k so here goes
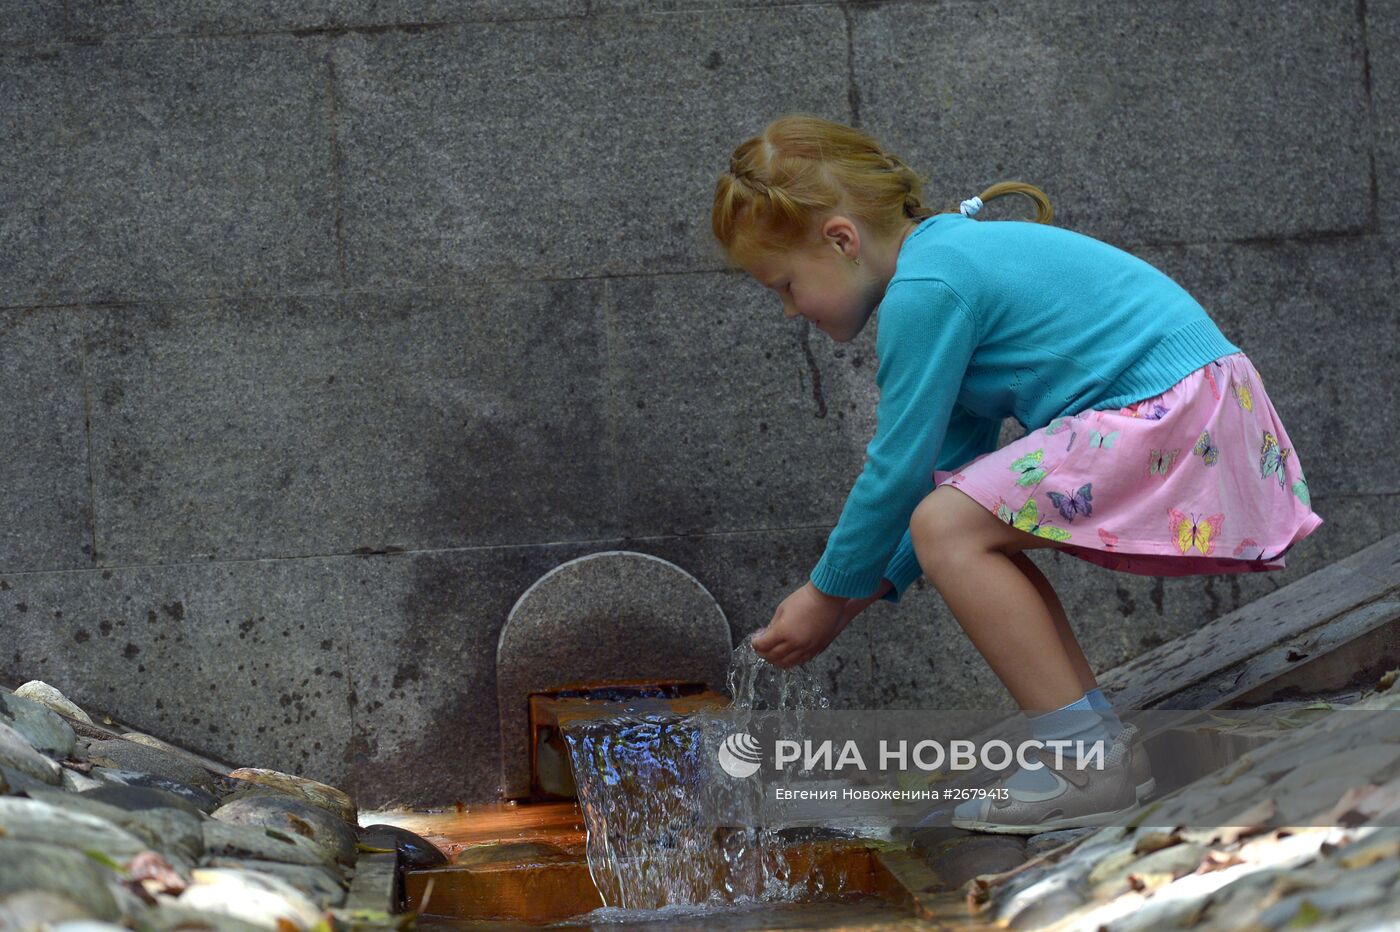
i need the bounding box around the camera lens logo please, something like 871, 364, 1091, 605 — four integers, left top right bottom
717, 732, 763, 778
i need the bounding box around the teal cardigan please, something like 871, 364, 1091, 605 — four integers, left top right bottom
809, 212, 1239, 604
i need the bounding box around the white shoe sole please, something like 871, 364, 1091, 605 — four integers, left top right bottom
952, 799, 1143, 835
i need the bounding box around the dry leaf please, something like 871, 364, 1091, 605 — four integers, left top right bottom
1195, 850, 1245, 874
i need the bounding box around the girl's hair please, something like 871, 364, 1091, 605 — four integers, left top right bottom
712, 114, 1052, 265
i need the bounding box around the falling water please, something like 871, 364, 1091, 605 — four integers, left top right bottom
563, 634, 839, 910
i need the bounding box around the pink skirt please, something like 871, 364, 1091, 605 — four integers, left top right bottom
937, 352, 1323, 575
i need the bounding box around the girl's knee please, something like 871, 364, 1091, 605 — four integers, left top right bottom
910, 488, 997, 571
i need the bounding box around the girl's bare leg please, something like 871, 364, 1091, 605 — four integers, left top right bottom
1009, 551, 1099, 694
910, 486, 1086, 712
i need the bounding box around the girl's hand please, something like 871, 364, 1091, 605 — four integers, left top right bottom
752, 580, 893, 669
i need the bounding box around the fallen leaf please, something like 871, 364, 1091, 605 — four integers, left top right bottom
1195, 850, 1245, 874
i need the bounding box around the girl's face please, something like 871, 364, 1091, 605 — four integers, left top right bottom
737, 217, 891, 343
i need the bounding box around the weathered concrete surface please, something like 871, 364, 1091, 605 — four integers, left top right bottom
2, 1, 1397, 805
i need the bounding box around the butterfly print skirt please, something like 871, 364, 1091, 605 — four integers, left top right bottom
935, 352, 1323, 576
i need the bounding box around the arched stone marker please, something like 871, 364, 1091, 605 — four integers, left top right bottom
496, 551, 732, 800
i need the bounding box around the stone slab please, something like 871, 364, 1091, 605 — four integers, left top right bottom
0, 1, 65, 43
331, 7, 848, 288
84, 283, 613, 564
67, 1, 583, 38
1368, 0, 1400, 233
607, 272, 878, 538
0, 45, 81, 303
1137, 235, 1400, 498
0, 308, 92, 572
854, 0, 1370, 247
57, 36, 338, 304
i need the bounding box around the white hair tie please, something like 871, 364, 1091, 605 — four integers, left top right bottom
959, 196, 984, 218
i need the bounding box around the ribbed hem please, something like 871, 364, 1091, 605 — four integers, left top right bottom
880, 546, 923, 604
810, 554, 887, 601
1095, 319, 1240, 410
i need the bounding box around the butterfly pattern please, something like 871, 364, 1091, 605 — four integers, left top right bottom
1192, 430, 1219, 466
942, 355, 1315, 574
1147, 448, 1180, 477
1169, 508, 1224, 556
1009, 449, 1047, 488
1047, 484, 1093, 522
1259, 431, 1291, 489
996, 497, 1072, 542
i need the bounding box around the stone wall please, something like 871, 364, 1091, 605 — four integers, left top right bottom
1, 0, 1396, 806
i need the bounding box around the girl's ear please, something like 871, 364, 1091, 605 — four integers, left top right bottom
821, 216, 860, 259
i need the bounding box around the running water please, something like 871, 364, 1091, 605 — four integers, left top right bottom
563, 634, 837, 910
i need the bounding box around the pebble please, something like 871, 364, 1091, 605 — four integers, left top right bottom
0, 690, 77, 757
212, 795, 358, 867
227, 768, 356, 824
0, 891, 95, 928
0, 721, 62, 785
0, 797, 151, 864
81, 783, 209, 821
201, 858, 348, 908
14, 681, 95, 725
202, 820, 342, 872
87, 766, 221, 813
0, 839, 124, 919
80, 738, 221, 794
26, 786, 203, 867
178, 867, 325, 931
359, 823, 448, 869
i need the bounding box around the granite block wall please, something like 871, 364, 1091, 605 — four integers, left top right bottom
1, 0, 1396, 806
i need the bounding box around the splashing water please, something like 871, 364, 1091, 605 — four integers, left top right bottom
564, 633, 839, 910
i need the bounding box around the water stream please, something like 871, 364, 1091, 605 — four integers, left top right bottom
563, 635, 842, 911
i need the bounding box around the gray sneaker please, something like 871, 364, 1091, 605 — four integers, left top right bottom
950, 739, 1140, 835
1116, 722, 1156, 802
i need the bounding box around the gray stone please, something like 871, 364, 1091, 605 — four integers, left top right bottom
607, 274, 877, 539
85, 285, 616, 563
1025, 827, 1098, 859
0, 891, 96, 929
0, 307, 90, 572
1370, 0, 1400, 233
140, 905, 270, 932
0, 690, 76, 756
0, 1, 65, 42
200, 858, 347, 909
856, 1, 1369, 247
68, 0, 584, 39
332, 9, 847, 287
80, 738, 221, 794
61, 37, 338, 304
0, 797, 152, 864
15, 681, 95, 725
226, 768, 356, 823
0, 841, 121, 920
28, 786, 204, 865
81, 783, 210, 821
177, 867, 325, 931
87, 767, 221, 814
212, 795, 357, 867
497, 551, 732, 798
0, 722, 61, 785
202, 821, 340, 871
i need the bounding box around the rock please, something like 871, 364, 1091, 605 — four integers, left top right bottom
61, 766, 104, 793
27, 787, 203, 867
0, 722, 61, 785
47, 922, 131, 932
141, 904, 271, 932
227, 768, 356, 824
359, 823, 447, 869
201, 858, 347, 908
123, 732, 233, 777
1255, 884, 1391, 928
14, 681, 95, 725
1025, 827, 1097, 859
1119, 842, 1207, 894
203, 821, 341, 872
3, 763, 57, 793
0, 691, 77, 757
80, 739, 221, 794
0, 797, 152, 864
179, 867, 325, 931
451, 840, 572, 867
88, 766, 220, 813
81, 783, 209, 820
0, 840, 123, 920
920, 834, 1028, 890
212, 796, 357, 867
0, 891, 96, 928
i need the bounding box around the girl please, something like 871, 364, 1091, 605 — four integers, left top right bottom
713, 114, 1322, 834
